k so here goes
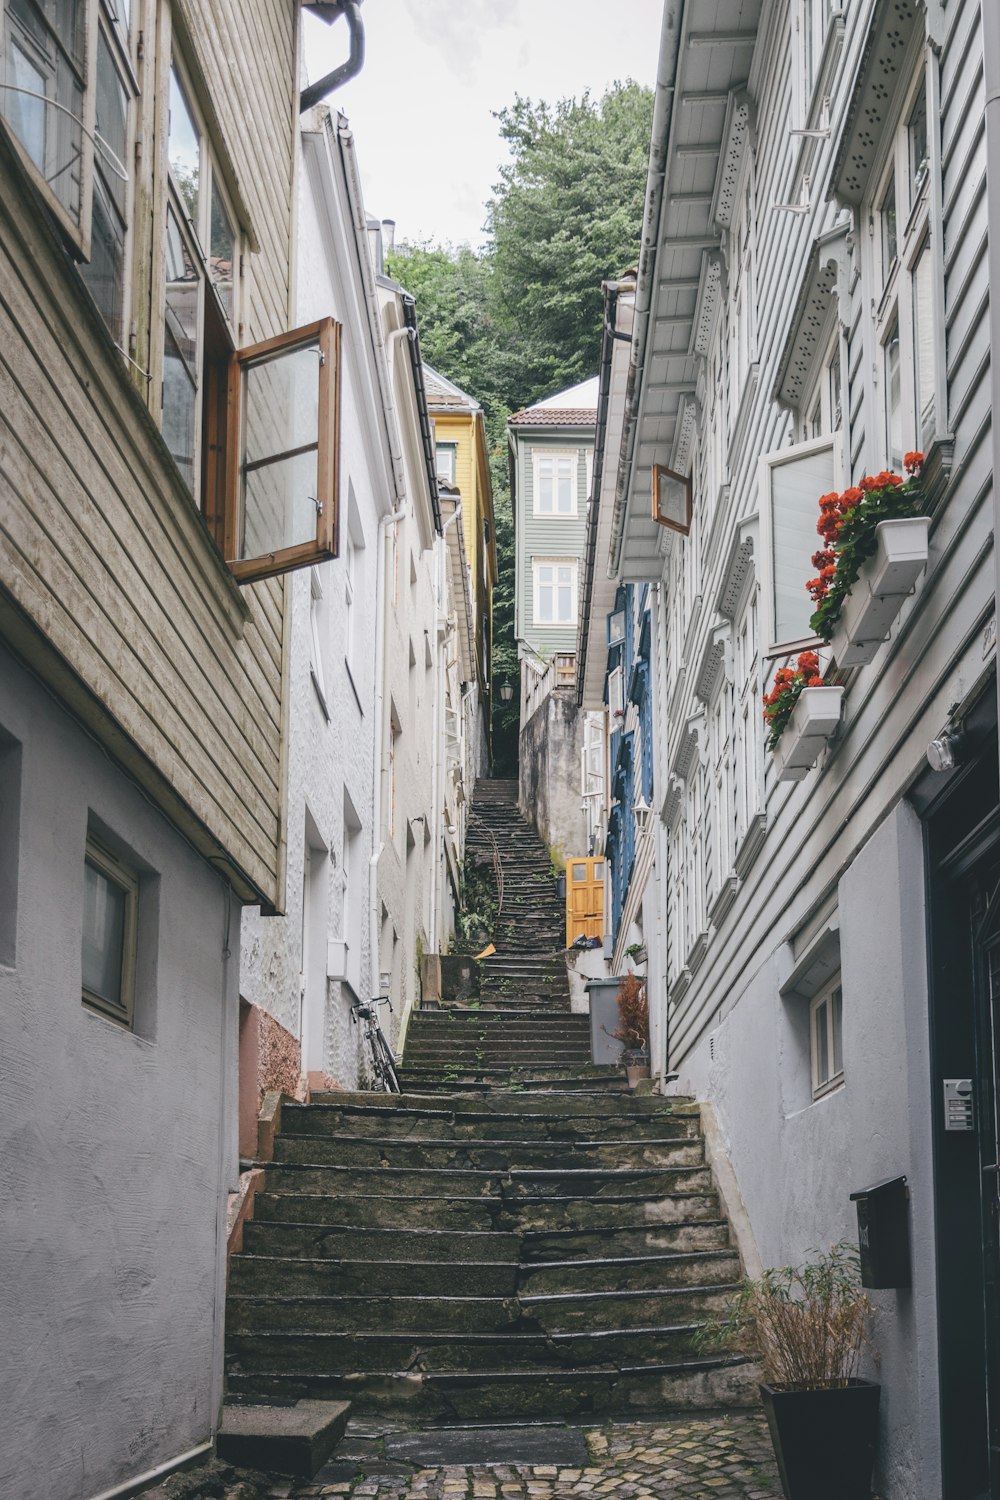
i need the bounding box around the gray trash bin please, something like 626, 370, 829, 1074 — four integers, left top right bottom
586, 976, 625, 1065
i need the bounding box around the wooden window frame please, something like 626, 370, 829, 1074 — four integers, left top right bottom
533, 557, 578, 627
82, 835, 138, 1027
225, 316, 341, 584
810, 976, 844, 1099
652, 463, 693, 535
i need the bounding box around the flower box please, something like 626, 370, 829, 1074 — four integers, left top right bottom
772, 686, 845, 782
831, 517, 930, 667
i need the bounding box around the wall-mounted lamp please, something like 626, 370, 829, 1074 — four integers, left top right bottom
634, 794, 652, 837
499, 679, 514, 703
927, 726, 966, 773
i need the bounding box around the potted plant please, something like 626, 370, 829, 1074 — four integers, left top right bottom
697, 1243, 879, 1500
763, 651, 844, 781
807, 453, 927, 666
609, 971, 650, 1085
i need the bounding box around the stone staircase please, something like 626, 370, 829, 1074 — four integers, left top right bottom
225, 778, 754, 1428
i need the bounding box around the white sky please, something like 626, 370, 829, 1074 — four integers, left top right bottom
302, 1, 664, 249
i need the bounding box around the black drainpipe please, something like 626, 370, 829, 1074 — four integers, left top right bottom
401, 294, 443, 535
300, 0, 365, 112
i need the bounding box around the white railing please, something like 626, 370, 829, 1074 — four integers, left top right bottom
521, 652, 577, 724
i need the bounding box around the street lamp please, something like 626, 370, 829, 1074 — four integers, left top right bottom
500, 679, 514, 703
634, 794, 652, 837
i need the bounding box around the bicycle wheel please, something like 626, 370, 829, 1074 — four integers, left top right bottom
371, 1027, 400, 1092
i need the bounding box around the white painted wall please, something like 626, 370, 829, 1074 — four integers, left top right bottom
0, 643, 239, 1500
240, 116, 396, 1087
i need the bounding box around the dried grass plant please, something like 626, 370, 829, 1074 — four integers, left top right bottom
696, 1242, 875, 1390
610, 971, 649, 1052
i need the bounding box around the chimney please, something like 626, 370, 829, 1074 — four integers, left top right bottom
381, 218, 396, 255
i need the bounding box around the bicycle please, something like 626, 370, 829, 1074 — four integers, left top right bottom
350, 995, 400, 1092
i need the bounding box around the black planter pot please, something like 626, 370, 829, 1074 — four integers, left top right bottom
760, 1379, 880, 1500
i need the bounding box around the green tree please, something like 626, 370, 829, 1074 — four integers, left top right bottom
486, 82, 653, 396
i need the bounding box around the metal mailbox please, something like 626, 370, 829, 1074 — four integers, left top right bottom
850, 1175, 911, 1289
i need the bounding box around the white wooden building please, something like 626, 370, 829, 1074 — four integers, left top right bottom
587, 1, 1000, 1494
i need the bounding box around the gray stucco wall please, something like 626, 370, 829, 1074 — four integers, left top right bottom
519, 687, 587, 859
0, 643, 239, 1500
675, 802, 939, 1498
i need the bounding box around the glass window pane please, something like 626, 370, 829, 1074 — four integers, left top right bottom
831, 986, 843, 1076
913, 240, 936, 449
539, 583, 553, 620
881, 172, 897, 277
209, 179, 235, 321
163, 208, 200, 491
815, 998, 829, 1084
572, 864, 587, 881
242, 448, 319, 558
884, 319, 903, 471
908, 85, 928, 201
558, 582, 572, 621
168, 64, 200, 223
769, 442, 835, 644
80, 30, 128, 340
82, 858, 125, 1007
593, 860, 605, 881
5, 0, 86, 225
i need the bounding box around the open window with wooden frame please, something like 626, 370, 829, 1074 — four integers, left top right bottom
224, 317, 341, 583
652, 463, 692, 535
81, 834, 138, 1027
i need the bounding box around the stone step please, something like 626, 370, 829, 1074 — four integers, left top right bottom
271, 1136, 705, 1172
306, 1090, 695, 1117
262, 1162, 714, 1200
522, 1220, 730, 1258
216, 1397, 351, 1479
280, 1100, 697, 1140
230, 1249, 740, 1300
226, 1354, 756, 1423
226, 1320, 739, 1373
251, 1189, 721, 1233
243, 1221, 523, 1263
393, 1074, 627, 1093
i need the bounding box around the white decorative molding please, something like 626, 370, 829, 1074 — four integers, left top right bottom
774, 224, 852, 408
711, 90, 756, 231
670, 712, 706, 782
694, 622, 733, 704
708, 873, 740, 928
682, 594, 703, 667
734, 811, 768, 877
670, 967, 693, 1007
716, 517, 758, 620
690, 252, 725, 358
829, 0, 921, 208
687, 929, 710, 976
670, 392, 701, 475
660, 773, 684, 828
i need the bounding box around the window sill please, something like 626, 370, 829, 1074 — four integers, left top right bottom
311, 666, 330, 721
708, 873, 740, 927
344, 659, 365, 715
812, 1073, 845, 1104
733, 813, 767, 877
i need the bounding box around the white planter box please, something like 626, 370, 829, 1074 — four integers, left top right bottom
772, 686, 845, 782
831, 517, 930, 667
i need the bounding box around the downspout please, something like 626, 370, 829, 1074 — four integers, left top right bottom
984, 0, 1000, 750
576, 280, 623, 704
430, 502, 464, 949
609, 1, 685, 576
300, 0, 365, 112
369, 325, 411, 1006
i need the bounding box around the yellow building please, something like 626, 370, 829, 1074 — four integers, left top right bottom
424, 366, 498, 742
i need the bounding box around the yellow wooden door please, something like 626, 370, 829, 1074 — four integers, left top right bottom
565, 857, 606, 946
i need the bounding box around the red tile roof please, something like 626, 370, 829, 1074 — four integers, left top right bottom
508, 407, 597, 427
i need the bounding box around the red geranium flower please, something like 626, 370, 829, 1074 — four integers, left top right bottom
904, 450, 924, 474
807, 675, 824, 688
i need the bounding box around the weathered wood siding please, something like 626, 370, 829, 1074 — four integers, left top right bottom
0, 0, 299, 908
661, 0, 993, 1063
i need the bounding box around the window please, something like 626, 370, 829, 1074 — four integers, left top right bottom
870, 66, 941, 467
733, 589, 761, 845
344, 527, 356, 672
804, 329, 842, 441
82, 835, 138, 1027
810, 978, 844, 1098
798, 0, 842, 114
607, 663, 624, 718
387, 715, 398, 840
436, 442, 457, 486
534, 451, 577, 516
759, 435, 840, 653
533, 559, 577, 626
730, 186, 754, 414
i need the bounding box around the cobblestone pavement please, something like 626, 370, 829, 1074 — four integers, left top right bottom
186, 1417, 784, 1500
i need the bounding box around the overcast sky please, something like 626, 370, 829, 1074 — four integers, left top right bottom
302, 1, 664, 249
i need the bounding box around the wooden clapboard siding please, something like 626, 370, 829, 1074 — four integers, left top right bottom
0, 0, 299, 910
656, 0, 994, 1065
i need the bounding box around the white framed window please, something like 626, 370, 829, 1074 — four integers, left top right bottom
82, 835, 138, 1027
436, 442, 457, 486
607, 663, 624, 718
759, 434, 840, 654
810, 977, 844, 1098
533, 450, 577, 516
795, 0, 843, 121
869, 64, 941, 465
533, 558, 577, 626
803, 325, 843, 442
733, 588, 762, 846
710, 678, 734, 893
730, 185, 754, 418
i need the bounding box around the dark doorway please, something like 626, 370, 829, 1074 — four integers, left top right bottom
919, 687, 999, 1499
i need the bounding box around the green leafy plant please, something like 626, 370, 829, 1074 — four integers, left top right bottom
694, 1242, 874, 1390
807, 453, 925, 642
